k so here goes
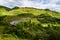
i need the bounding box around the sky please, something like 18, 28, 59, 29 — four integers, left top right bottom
0, 0, 60, 12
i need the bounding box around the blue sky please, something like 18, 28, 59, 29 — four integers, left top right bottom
0, 0, 60, 12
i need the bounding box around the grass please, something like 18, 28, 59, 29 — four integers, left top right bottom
0, 7, 60, 19
9, 8, 60, 18
0, 34, 31, 40
0, 34, 20, 40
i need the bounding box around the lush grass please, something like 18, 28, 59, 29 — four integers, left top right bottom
0, 34, 20, 40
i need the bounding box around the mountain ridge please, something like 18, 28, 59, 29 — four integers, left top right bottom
0, 6, 59, 13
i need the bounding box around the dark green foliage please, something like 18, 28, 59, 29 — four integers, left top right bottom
37, 14, 60, 23
45, 9, 50, 11
0, 6, 11, 11
0, 14, 59, 40
0, 15, 7, 26
17, 13, 34, 17
0, 16, 7, 21
11, 7, 19, 10
2, 19, 60, 40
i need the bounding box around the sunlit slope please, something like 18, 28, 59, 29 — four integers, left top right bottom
0, 6, 60, 18
0, 6, 10, 16
8, 7, 60, 18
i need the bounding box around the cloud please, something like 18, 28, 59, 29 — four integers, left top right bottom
0, 0, 23, 8
0, 0, 60, 12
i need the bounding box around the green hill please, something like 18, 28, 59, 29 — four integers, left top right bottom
8, 7, 60, 18
0, 6, 60, 18
0, 6, 60, 40
0, 6, 10, 16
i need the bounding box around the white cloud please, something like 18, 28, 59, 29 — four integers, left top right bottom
9, 0, 14, 2
0, 0, 8, 5
0, 0, 60, 12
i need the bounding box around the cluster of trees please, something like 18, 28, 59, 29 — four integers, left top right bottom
36, 14, 60, 24
17, 13, 60, 24
3, 20, 60, 40
0, 13, 60, 40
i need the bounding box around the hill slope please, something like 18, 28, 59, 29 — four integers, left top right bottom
0, 6, 10, 16
0, 6, 60, 18
0, 6, 60, 40
8, 7, 60, 18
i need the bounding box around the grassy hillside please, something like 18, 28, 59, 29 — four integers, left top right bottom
8, 7, 60, 18
0, 6, 10, 16
0, 6, 60, 40
0, 6, 60, 18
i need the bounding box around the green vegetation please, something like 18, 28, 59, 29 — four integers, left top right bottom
0, 6, 60, 40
